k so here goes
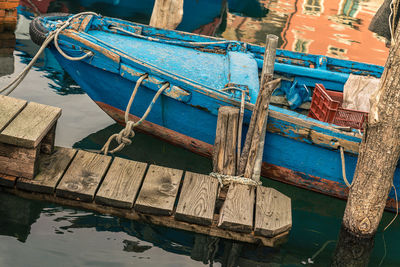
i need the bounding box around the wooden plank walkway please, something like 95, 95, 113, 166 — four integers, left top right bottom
0, 146, 291, 247
0, 95, 292, 247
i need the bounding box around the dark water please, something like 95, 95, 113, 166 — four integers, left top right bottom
0, 0, 399, 266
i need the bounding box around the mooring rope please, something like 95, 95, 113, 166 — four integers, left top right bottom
340, 146, 399, 231
0, 12, 98, 96
101, 75, 169, 154
339, 146, 352, 188
209, 172, 261, 187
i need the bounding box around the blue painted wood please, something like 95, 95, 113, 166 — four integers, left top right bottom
35, 14, 399, 203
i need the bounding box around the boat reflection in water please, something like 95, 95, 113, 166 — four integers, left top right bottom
221, 0, 388, 66
19, 0, 267, 35
0, 30, 15, 78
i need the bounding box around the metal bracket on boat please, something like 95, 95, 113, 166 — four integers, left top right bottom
222, 83, 250, 100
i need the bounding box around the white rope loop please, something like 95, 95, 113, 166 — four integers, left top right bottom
101, 75, 170, 155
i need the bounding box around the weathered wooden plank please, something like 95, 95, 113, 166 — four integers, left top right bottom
134, 165, 183, 215
212, 107, 239, 175
16, 147, 77, 194
0, 95, 27, 132
56, 150, 112, 202
0, 173, 17, 188
0, 102, 61, 148
218, 184, 255, 233
95, 158, 147, 208
255, 187, 292, 237
0, 142, 39, 178
5, 187, 289, 247
175, 172, 219, 225
40, 123, 57, 154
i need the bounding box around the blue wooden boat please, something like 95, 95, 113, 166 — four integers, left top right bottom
30, 14, 398, 211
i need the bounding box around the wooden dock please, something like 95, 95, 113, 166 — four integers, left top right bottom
0, 95, 292, 247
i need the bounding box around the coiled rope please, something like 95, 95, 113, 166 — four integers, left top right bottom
101, 74, 169, 154
0, 12, 97, 96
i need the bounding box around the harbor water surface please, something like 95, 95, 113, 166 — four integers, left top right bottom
0, 0, 398, 266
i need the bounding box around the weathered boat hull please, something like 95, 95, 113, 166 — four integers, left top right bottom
33, 14, 399, 212
95, 101, 399, 212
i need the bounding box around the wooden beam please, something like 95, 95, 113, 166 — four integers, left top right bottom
2, 187, 289, 247
212, 106, 239, 175
16, 147, 76, 194
175, 172, 219, 225
134, 165, 183, 215
149, 0, 184, 30
40, 123, 57, 154
95, 158, 147, 209
0, 142, 39, 178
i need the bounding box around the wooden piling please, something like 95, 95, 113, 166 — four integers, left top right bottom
212, 106, 239, 175
341, 13, 400, 237
149, 0, 184, 30
238, 35, 280, 181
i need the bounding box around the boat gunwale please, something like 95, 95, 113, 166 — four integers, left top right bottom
47, 16, 364, 154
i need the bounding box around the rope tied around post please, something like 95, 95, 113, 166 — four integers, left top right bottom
209, 172, 262, 188
101, 74, 170, 154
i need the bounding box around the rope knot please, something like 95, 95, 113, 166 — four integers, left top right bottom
209, 172, 261, 187
101, 75, 169, 155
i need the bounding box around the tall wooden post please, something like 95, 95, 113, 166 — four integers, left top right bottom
149, 0, 184, 30
342, 22, 400, 236
238, 34, 280, 181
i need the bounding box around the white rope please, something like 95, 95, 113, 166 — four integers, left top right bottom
101, 75, 169, 154
0, 12, 98, 96
384, 184, 399, 231
340, 146, 352, 188
209, 172, 261, 187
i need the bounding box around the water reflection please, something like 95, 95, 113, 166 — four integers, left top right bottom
331, 226, 375, 267
0, 31, 15, 77
220, 0, 388, 65
0, 193, 45, 242
73, 123, 213, 174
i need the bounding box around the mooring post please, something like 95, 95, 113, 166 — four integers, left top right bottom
149, 0, 184, 30
238, 34, 280, 181
340, 16, 400, 237
213, 106, 240, 176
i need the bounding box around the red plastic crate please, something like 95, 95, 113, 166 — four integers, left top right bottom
308, 84, 368, 129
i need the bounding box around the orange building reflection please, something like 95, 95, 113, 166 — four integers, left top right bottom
220, 0, 389, 66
